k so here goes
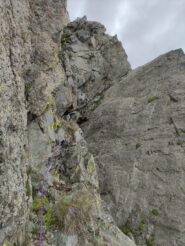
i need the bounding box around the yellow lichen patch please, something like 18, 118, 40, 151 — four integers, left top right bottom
54, 52, 60, 62
56, 117, 62, 128
3, 242, 7, 246
51, 117, 63, 130
0, 83, 5, 89
47, 96, 56, 114
86, 156, 95, 174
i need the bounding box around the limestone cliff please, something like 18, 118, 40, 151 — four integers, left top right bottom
0, 1, 184, 246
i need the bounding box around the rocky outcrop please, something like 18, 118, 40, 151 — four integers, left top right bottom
60, 17, 131, 119
1, 0, 185, 245
0, 2, 135, 246
83, 49, 185, 246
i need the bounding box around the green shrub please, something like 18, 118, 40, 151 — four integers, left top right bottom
138, 223, 144, 232
146, 235, 155, 246
136, 143, 142, 149
151, 208, 159, 216
119, 224, 133, 235
148, 96, 159, 103
32, 194, 48, 211
176, 139, 185, 146
54, 189, 93, 235
32, 195, 54, 230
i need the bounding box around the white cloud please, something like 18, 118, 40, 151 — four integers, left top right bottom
68, 0, 185, 68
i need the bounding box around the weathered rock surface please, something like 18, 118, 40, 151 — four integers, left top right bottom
0, 1, 135, 246
0, 0, 30, 243
83, 49, 185, 246
1, 0, 185, 245
60, 16, 131, 117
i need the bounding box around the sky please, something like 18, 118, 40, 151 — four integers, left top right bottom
67, 0, 185, 68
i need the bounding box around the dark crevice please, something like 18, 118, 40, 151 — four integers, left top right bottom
169, 117, 180, 137
27, 112, 37, 122
168, 94, 178, 103
77, 116, 88, 125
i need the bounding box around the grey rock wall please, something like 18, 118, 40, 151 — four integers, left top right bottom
1, 0, 184, 245
83, 49, 185, 246
0, 1, 135, 246
0, 0, 69, 244
60, 17, 131, 118
0, 0, 30, 243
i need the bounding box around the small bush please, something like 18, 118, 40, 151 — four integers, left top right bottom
32, 195, 54, 230
138, 223, 144, 232
146, 235, 155, 246
151, 208, 159, 216
119, 224, 133, 235
54, 189, 93, 235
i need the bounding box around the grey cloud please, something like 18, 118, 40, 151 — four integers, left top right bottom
67, 0, 185, 68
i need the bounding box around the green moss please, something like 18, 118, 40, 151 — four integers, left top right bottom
148, 96, 159, 103
151, 208, 159, 216
136, 143, 142, 149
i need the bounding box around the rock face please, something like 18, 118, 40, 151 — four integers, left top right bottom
60, 17, 131, 117
1, 0, 185, 245
0, 0, 31, 242
0, 1, 135, 246
83, 49, 185, 246
0, 0, 69, 243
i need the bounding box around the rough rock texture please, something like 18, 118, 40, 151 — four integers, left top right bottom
60, 17, 131, 118
83, 49, 185, 246
0, 1, 135, 246
1, 0, 185, 245
0, 0, 30, 242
